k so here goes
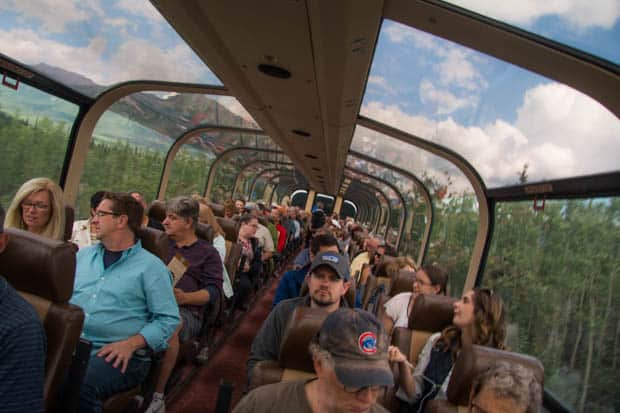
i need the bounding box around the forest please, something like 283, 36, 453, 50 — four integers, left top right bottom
1, 111, 618, 412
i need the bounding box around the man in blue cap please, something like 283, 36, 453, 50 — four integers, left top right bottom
236, 308, 392, 412
247, 251, 352, 383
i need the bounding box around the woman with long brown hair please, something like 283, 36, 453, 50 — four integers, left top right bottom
388, 288, 506, 412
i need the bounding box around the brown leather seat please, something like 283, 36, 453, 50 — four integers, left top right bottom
64, 204, 75, 242
388, 269, 416, 297
136, 227, 169, 261
424, 345, 544, 412
0, 228, 84, 412
391, 294, 457, 373
299, 276, 357, 308
209, 202, 225, 218
217, 217, 239, 243
195, 222, 214, 244
249, 307, 327, 390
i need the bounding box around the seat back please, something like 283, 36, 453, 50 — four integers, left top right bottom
136, 227, 169, 261
249, 307, 327, 390
217, 217, 239, 243
64, 204, 75, 242
224, 240, 242, 284
299, 276, 357, 308
209, 202, 225, 218
388, 269, 416, 297
195, 222, 215, 244
0, 228, 84, 412
391, 294, 456, 367
447, 345, 544, 408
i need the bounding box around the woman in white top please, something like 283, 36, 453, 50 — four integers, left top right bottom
388, 288, 507, 412
71, 190, 106, 249
382, 264, 448, 335
197, 200, 234, 299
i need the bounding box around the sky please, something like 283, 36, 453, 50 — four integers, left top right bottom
0, 0, 618, 190
359, 3, 620, 189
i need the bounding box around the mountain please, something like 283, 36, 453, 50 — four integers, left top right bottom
32, 63, 105, 96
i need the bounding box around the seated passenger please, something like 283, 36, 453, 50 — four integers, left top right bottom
388, 288, 507, 412
6, 177, 65, 240
70, 192, 180, 413
147, 200, 167, 231
0, 203, 46, 412
381, 264, 448, 334
247, 251, 351, 383
71, 190, 106, 249
235, 214, 263, 310
245, 202, 275, 262
271, 207, 287, 253
470, 361, 542, 413
223, 199, 236, 219
350, 237, 380, 280
146, 197, 224, 413
235, 198, 246, 216
197, 199, 233, 299
272, 230, 340, 308
130, 190, 164, 231
235, 308, 392, 413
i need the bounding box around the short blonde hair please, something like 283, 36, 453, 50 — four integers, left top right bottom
6, 177, 65, 240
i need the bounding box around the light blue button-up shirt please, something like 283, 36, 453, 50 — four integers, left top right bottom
71, 240, 180, 355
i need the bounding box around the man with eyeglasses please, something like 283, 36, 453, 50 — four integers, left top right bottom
246, 251, 351, 384
70, 192, 180, 413
236, 308, 392, 413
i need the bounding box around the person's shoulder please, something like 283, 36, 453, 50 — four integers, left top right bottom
273, 296, 307, 313
0, 281, 41, 330
390, 292, 412, 303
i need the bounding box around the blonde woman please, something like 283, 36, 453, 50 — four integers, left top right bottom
196, 197, 234, 299
6, 177, 65, 240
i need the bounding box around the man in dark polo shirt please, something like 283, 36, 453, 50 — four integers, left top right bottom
146, 197, 223, 413
0, 203, 46, 413
235, 308, 392, 413
246, 251, 351, 384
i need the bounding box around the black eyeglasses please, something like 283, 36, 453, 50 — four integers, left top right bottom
94, 210, 119, 218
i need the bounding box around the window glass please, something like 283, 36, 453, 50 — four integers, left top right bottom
361, 20, 620, 188
166, 135, 214, 198
0, 82, 79, 206
0, 2, 221, 97
352, 125, 477, 297
444, 0, 620, 65
483, 199, 620, 411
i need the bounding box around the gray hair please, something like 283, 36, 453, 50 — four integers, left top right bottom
166, 197, 199, 229
308, 341, 335, 370
472, 361, 542, 413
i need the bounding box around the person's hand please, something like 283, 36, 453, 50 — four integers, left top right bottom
97, 339, 138, 373
388, 345, 408, 363
174, 288, 187, 305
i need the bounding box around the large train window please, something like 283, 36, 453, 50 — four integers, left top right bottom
483, 198, 619, 411
351, 125, 476, 298
0, 82, 79, 207
361, 20, 620, 188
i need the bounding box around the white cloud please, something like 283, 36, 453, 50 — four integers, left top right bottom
368, 75, 396, 95
0, 0, 102, 32
361, 82, 620, 189
419, 80, 474, 114
449, 0, 620, 29
114, 0, 162, 22
0, 28, 208, 85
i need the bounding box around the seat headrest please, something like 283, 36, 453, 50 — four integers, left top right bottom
195, 223, 214, 243
447, 345, 544, 406
209, 202, 225, 218
388, 269, 415, 297
0, 228, 76, 302
136, 227, 168, 262
217, 217, 239, 242
408, 294, 457, 331
279, 307, 329, 371
63, 205, 75, 242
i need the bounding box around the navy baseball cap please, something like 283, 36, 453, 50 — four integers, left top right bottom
310, 251, 350, 281
317, 308, 394, 388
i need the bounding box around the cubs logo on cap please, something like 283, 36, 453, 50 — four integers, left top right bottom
358, 331, 377, 354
